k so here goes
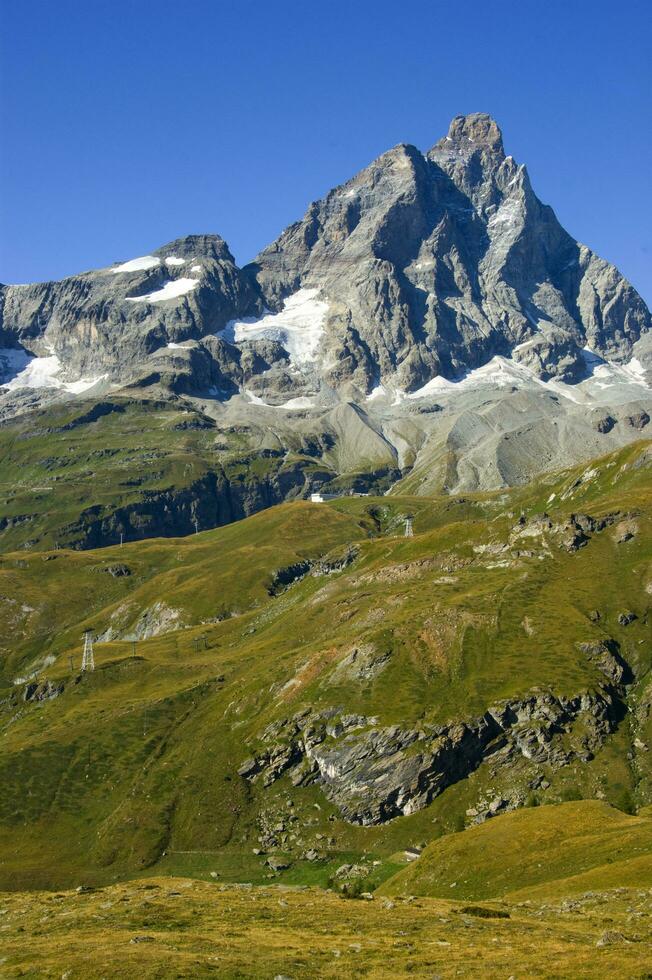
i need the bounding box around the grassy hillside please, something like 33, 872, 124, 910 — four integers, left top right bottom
0, 441, 650, 893
379, 800, 652, 900
0, 394, 396, 552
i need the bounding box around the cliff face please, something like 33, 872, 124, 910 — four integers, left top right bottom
251, 112, 651, 391
2, 114, 649, 401
0, 114, 650, 517
0, 234, 261, 386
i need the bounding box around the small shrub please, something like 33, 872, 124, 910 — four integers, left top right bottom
458, 905, 510, 919
451, 814, 466, 833
560, 787, 582, 803
612, 788, 636, 815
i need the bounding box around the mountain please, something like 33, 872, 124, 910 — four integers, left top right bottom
0, 114, 650, 552
2, 117, 652, 974
3, 114, 650, 397
0, 440, 650, 898
252, 112, 650, 390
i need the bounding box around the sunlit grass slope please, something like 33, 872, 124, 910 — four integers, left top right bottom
0, 441, 649, 892
379, 800, 652, 900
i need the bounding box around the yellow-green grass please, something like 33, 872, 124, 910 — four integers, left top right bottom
1, 876, 651, 978
0, 442, 650, 891
379, 801, 652, 901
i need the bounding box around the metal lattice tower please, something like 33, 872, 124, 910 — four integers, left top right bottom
404, 516, 413, 538
81, 631, 95, 672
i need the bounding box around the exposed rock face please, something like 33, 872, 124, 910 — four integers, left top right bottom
23, 679, 64, 702
0, 235, 261, 386
327, 643, 392, 685
2, 114, 649, 402
251, 112, 651, 392
510, 509, 627, 553
269, 545, 359, 595
56, 461, 314, 550
1, 113, 650, 504
239, 665, 627, 825
578, 640, 632, 686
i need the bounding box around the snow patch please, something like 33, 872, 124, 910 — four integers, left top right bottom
0, 347, 32, 382
127, 278, 200, 303
3, 353, 62, 389
407, 356, 556, 400
366, 384, 387, 402
0, 349, 105, 394
190, 264, 202, 273
581, 348, 650, 390
224, 288, 328, 367
165, 256, 186, 266
243, 389, 269, 406
405, 350, 650, 407
488, 197, 523, 231
278, 396, 315, 410
620, 357, 648, 384
112, 255, 160, 273
392, 389, 407, 407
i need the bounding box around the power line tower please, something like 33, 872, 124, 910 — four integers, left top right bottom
81, 630, 95, 672
404, 516, 413, 538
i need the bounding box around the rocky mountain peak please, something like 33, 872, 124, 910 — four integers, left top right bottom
451, 112, 503, 149
431, 112, 505, 157
0, 113, 650, 495
153, 233, 234, 264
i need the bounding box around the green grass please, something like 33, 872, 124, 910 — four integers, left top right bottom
0, 395, 333, 552
379, 800, 652, 900
0, 440, 650, 892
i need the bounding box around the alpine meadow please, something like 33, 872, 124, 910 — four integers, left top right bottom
1, 3, 651, 974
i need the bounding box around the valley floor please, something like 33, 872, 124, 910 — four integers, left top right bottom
1, 877, 651, 979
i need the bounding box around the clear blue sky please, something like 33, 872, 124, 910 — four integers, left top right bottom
1, 0, 650, 305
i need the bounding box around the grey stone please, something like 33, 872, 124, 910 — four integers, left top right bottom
1, 113, 650, 520
618, 612, 637, 626
239, 676, 627, 825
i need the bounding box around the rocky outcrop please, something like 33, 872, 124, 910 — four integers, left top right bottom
326, 643, 392, 685
0, 235, 261, 384
578, 639, 633, 686
54, 461, 315, 550
510, 509, 628, 553
250, 112, 651, 393
23, 679, 64, 703
122, 602, 183, 641
268, 545, 359, 595
239, 672, 627, 824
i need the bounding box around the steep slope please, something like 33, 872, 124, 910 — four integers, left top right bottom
0, 394, 399, 552
0, 114, 650, 532
0, 441, 650, 890
0, 235, 261, 395
251, 112, 651, 392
